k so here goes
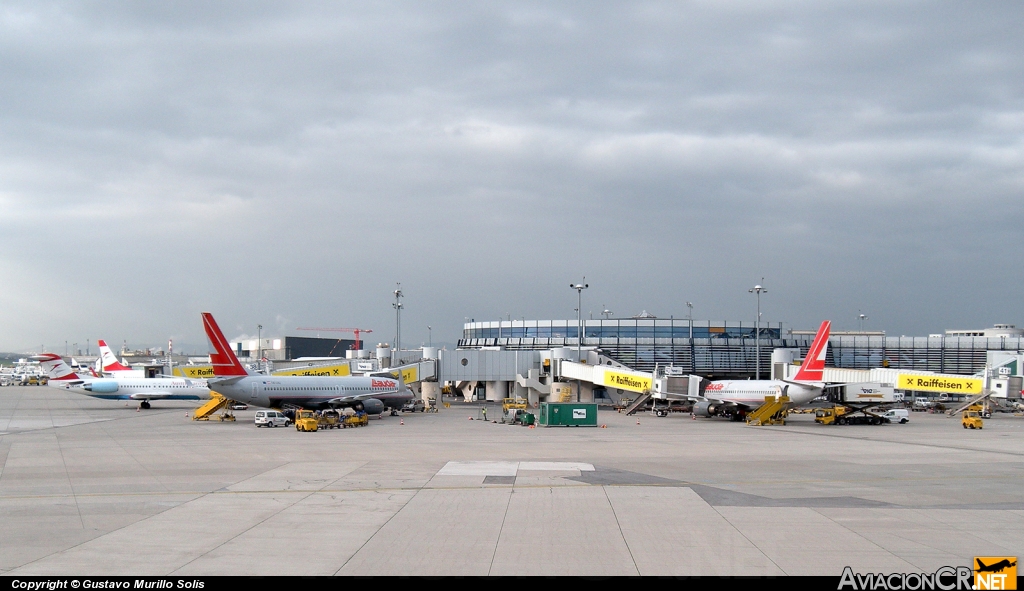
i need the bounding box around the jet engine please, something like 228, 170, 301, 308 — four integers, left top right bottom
355, 398, 385, 416
693, 400, 721, 417
83, 381, 119, 394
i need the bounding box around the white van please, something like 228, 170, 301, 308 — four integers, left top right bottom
255, 410, 290, 428
881, 409, 910, 424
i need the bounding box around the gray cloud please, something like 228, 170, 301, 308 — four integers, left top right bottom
2, 1, 1023, 352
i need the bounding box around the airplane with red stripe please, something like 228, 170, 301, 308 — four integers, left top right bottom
95, 339, 144, 377
201, 312, 412, 415
31, 353, 210, 409
692, 320, 832, 419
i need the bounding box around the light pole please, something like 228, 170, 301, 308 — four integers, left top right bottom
601, 306, 612, 319
393, 284, 403, 352
427, 326, 432, 348
686, 302, 694, 340
257, 324, 262, 372
858, 311, 867, 332
748, 281, 767, 380
570, 279, 589, 402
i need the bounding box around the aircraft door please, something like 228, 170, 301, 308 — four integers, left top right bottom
251, 382, 258, 400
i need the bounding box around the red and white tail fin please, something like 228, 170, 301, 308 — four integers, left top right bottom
202, 312, 252, 377
97, 340, 132, 372
30, 354, 85, 382
792, 320, 831, 382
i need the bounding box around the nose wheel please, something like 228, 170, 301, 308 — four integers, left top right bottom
139, 401, 151, 410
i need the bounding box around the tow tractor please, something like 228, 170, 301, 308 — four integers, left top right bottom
295, 409, 319, 432
962, 408, 984, 429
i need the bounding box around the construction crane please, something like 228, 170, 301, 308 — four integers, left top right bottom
295, 327, 373, 351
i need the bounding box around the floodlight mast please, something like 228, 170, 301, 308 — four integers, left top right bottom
748, 281, 767, 380
570, 279, 589, 402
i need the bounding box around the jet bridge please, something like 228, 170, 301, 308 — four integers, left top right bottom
557, 360, 703, 413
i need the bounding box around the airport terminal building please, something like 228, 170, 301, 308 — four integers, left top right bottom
458, 318, 1024, 378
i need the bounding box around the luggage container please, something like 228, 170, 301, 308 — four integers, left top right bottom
538, 402, 598, 427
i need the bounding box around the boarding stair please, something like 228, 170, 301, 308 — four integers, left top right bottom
192, 393, 235, 421
624, 392, 653, 415
746, 395, 790, 426
947, 391, 994, 417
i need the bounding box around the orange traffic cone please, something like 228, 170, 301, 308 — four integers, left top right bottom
400, 419, 404, 425
635, 417, 640, 425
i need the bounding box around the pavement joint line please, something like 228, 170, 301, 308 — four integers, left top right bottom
810, 505, 908, 564
2, 470, 1023, 502
751, 425, 1024, 457
709, 502, 788, 575
333, 484, 421, 575
486, 483, 515, 576
601, 485, 640, 575
53, 427, 86, 530
171, 465, 350, 575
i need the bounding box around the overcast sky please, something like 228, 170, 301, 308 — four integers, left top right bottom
2, 1, 1023, 354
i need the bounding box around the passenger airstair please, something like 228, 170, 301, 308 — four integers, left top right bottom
947, 391, 993, 416
746, 395, 790, 426
192, 392, 235, 421
624, 392, 653, 415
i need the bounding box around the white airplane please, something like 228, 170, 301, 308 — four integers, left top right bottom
31, 353, 209, 409
692, 320, 832, 419
202, 312, 412, 415
95, 339, 144, 377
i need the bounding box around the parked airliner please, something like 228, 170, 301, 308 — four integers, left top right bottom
31, 353, 209, 409
693, 320, 832, 419
202, 312, 412, 415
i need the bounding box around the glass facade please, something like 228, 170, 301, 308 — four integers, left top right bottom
463, 319, 783, 341
459, 320, 1023, 377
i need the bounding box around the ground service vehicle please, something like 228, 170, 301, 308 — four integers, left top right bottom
881, 409, 909, 424
815, 406, 886, 425
343, 412, 368, 428
402, 399, 425, 412
318, 409, 342, 429
962, 410, 984, 429
255, 410, 289, 427
295, 409, 319, 432
255, 410, 288, 427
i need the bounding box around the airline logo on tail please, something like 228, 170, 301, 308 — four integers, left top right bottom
792, 320, 831, 382
202, 312, 251, 377
97, 340, 132, 372
30, 353, 85, 381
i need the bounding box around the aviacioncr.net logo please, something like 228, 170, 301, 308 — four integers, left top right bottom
838, 566, 973, 590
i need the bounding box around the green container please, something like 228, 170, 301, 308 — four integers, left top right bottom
538, 402, 598, 427
520, 412, 535, 426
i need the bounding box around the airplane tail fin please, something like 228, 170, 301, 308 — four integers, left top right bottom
97, 339, 132, 372
201, 312, 253, 377
30, 354, 84, 381
792, 320, 831, 382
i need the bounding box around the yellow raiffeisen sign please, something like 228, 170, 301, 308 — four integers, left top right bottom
602, 369, 652, 393
173, 366, 216, 379
897, 374, 983, 395
400, 366, 418, 384
274, 364, 351, 377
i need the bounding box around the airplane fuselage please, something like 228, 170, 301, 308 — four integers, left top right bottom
703, 379, 823, 408
52, 377, 210, 401
208, 375, 412, 411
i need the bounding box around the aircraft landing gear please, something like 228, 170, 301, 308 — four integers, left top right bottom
390, 409, 399, 416
139, 401, 151, 410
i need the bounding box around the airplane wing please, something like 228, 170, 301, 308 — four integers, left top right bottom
128, 392, 176, 400
327, 389, 404, 406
